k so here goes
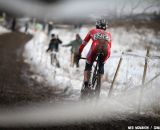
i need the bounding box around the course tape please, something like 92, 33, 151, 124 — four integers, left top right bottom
110, 52, 160, 60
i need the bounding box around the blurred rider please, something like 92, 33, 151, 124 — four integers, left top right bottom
46, 34, 62, 67
78, 19, 112, 90
63, 34, 82, 68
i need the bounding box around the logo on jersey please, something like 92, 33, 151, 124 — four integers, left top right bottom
93, 33, 110, 41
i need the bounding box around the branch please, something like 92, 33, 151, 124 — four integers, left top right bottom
130, 0, 142, 15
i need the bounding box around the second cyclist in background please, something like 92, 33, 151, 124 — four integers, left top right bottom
46, 34, 62, 67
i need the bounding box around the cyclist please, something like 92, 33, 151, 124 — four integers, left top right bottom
78, 19, 112, 90
46, 34, 62, 53
46, 34, 62, 67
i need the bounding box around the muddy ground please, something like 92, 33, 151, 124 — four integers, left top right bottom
0, 32, 67, 107
0, 31, 160, 130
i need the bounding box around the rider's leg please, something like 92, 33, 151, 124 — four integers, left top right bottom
84, 44, 96, 88
51, 53, 54, 65
99, 62, 104, 80
75, 53, 79, 68
71, 53, 74, 67
100, 46, 110, 80
84, 71, 90, 87
84, 62, 92, 88
73, 53, 77, 68
54, 53, 60, 68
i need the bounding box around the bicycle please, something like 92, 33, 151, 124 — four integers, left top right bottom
80, 52, 104, 99
50, 51, 60, 68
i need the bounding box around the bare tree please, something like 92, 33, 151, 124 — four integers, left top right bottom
130, 0, 142, 16
142, 1, 160, 14
119, 0, 128, 18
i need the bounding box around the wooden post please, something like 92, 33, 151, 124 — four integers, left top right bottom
108, 53, 123, 97
138, 47, 150, 113
142, 47, 150, 85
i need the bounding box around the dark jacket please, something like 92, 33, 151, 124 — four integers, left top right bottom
47, 38, 62, 52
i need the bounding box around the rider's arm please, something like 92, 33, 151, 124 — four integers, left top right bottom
57, 38, 62, 44
63, 40, 74, 47
46, 39, 53, 52
79, 31, 91, 54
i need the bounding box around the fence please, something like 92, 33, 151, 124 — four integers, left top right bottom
108, 47, 160, 112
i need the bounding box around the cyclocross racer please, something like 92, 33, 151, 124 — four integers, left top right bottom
78, 19, 112, 91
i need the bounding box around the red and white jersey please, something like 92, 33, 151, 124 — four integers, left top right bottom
79, 28, 112, 54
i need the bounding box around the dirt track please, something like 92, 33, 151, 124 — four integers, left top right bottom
0, 32, 63, 106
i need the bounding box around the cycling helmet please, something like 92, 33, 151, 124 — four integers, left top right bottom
96, 19, 107, 30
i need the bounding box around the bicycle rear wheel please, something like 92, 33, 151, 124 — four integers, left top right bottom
80, 83, 87, 100
91, 75, 101, 98
91, 69, 101, 98
80, 83, 92, 100
94, 74, 101, 98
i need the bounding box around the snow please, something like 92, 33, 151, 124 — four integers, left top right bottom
23, 25, 160, 100
0, 25, 159, 124
0, 26, 10, 35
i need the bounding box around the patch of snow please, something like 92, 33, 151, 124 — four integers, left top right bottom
0, 26, 10, 35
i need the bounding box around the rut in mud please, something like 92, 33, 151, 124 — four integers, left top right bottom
0, 32, 64, 106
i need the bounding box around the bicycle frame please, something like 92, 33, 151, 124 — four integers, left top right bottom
80, 52, 103, 98
91, 58, 98, 89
